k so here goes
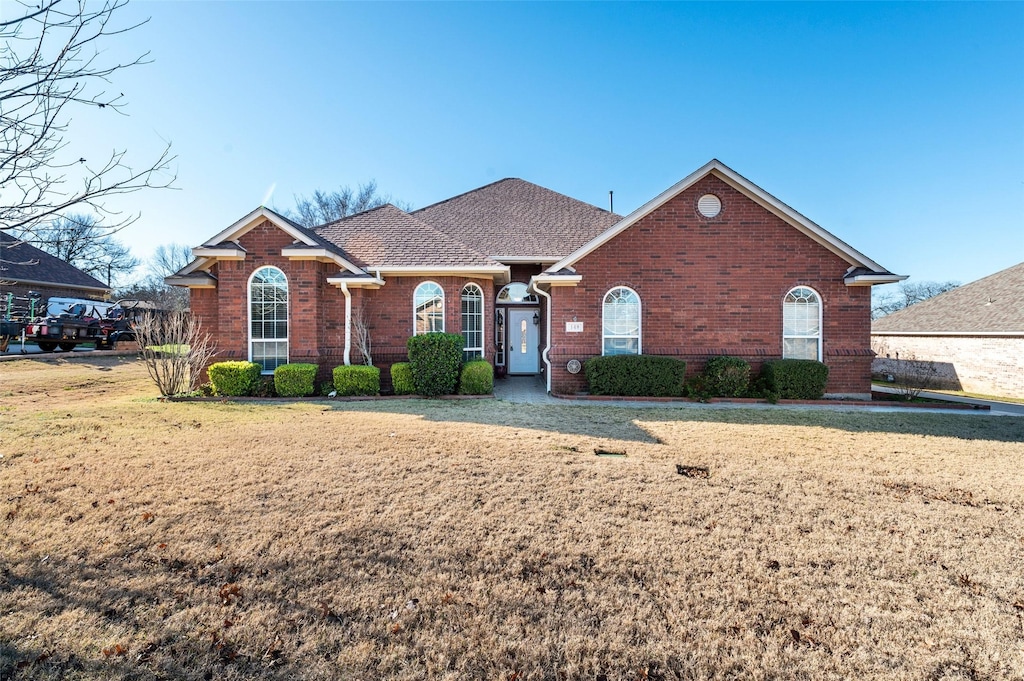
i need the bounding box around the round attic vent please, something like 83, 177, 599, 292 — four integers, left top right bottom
697, 194, 722, 218
566, 359, 582, 374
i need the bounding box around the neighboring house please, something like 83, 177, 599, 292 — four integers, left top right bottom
168, 159, 904, 397
0, 231, 111, 314
872, 262, 1024, 399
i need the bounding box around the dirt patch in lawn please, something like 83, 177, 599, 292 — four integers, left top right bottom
1, 357, 1023, 680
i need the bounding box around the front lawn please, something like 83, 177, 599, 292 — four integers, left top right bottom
2, 357, 1022, 680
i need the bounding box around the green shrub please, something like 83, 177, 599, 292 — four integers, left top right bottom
407, 332, 463, 397
390, 362, 415, 395
333, 365, 380, 396
208, 361, 262, 396
274, 363, 318, 397
458, 360, 493, 395
759, 359, 829, 400
584, 355, 687, 397
700, 356, 751, 398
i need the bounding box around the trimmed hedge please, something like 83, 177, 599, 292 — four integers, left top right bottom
274, 363, 317, 397
458, 360, 493, 395
759, 359, 829, 399
407, 332, 463, 397
390, 362, 416, 395
584, 355, 687, 397
700, 356, 751, 398
208, 361, 262, 396
333, 365, 380, 396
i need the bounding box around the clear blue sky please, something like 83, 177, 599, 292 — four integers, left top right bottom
79, 1, 1023, 286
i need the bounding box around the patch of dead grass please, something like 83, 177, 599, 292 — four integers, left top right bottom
1, 357, 1023, 680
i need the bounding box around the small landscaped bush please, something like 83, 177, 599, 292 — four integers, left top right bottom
274, 363, 318, 397
407, 332, 463, 397
458, 360, 494, 395
698, 356, 751, 398
584, 355, 687, 397
390, 362, 415, 395
759, 359, 829, 400
333, 365, 380, 396
208, 361, 262, 396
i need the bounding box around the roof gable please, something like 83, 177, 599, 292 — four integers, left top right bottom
0, 232, 110, 292
873, 262, 1024, 335
548, 160, 901, 282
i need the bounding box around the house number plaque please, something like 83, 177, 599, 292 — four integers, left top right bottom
565, 321, 584, 333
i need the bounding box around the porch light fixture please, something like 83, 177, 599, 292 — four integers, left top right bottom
533, 311, 540, 325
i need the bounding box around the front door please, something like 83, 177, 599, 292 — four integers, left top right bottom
507, 308, 540, 374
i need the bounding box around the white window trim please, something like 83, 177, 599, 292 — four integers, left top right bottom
782, 285, 823, 361
602, 285, 642, 356
413, 281, 445, 335
461, 283, 485, 360
496, 282, 539, 305
247, 265, 289, 374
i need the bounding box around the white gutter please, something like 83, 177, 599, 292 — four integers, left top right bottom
529, 279, 553, 394
340, 282, 352, 366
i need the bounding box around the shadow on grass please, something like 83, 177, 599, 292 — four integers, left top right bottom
322, 398, 1024, 445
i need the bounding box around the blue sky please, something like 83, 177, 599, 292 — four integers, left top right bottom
76, 1, 1022, 286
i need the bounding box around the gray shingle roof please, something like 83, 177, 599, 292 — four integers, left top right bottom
314, 204, 498, 268
873, 261, 1024, 334
0, 232, 110, 291
412, 178, 620, 258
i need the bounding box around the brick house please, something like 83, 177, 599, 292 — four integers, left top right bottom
872, 261, 1024, 399
169, 160, 904, 397
1, 231, 111, 311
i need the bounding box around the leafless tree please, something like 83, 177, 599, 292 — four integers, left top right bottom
134, 310, 215, 396
1, 0, 176, 237
24, 212, 139, 284
872, 281, 960, 319
284, 180, 411, 228
112, 242, 191, 309
352, 304, 372, 366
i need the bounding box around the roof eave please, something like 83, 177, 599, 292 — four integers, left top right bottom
203, 206, 319, 249
0, 276, 110, 293
325, 275, 385, 289
844, 273, 909, 286
281, 246, 364, 274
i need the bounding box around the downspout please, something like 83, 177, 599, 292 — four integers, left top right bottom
531, 281, 553, 395
340, 282, 352, 366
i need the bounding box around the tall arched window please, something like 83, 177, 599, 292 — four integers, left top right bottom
414, 281, 444, 335
603, 286, 641, 355
249, 266, 288, 373
783, 286, 822, 360
461, 283, 484, 361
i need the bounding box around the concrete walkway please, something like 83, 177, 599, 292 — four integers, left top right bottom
493, 374, 1022, 416
872, 385, 1024, 416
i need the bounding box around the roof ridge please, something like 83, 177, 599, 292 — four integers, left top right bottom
411, 178, 522, 216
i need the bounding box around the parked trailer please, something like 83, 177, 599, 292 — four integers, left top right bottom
1, 294, 159, 353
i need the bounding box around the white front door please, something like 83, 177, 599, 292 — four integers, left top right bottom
507, 308, 540, 374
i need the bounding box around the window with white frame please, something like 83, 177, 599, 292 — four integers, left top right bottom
461, 283, 484, 361
414, 281, 444, 335
782, 286, 822, 360
602, 286, 641, 355
249, 266, 288, 373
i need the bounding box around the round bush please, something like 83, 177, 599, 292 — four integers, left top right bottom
390, 362, 415, 395
333, 365, 380, 396
274, 363, 318, 397
208, 361, 262, 396
458, 360, 493, 395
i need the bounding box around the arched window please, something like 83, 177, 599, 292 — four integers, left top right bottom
602, 286, 641, 356
249, 266, 288, 373
461, 283, 484, 362
783, 286, 822, 360
496, 282, 539, 304
414, 281, 444, 335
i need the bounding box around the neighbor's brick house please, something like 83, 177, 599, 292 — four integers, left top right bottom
1, 231, 111, 313
169, 160, 904, 397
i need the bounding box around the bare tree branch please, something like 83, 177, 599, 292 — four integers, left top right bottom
0, 0, 176, 236
281, 180, 412, 228
872, 281, 961, 319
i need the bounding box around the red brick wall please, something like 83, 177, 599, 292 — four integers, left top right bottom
189, 219, 497, 389
547, 175, 873, 396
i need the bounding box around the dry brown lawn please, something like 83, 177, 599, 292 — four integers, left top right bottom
1, 356, 1023, 680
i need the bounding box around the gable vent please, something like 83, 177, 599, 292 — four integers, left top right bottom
697, 194, 722, 218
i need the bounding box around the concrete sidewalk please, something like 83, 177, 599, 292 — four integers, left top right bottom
494, 375, 1021, 415
872, 385, 1024, 416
